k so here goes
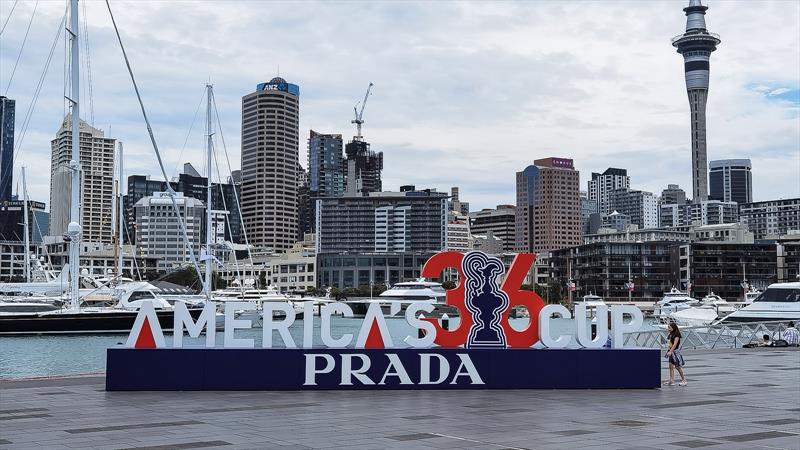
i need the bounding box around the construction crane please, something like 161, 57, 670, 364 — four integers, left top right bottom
351, 82, 374, 141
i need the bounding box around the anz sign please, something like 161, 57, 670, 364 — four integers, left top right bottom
256, 81, 300, 96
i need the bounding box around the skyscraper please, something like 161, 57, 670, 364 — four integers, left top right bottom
0, 97, 14, 202
50, 115, 115, 244
344, 140, 383, 195
241, 77, 300, 253
308, 130, 344, 197
661, 184, 688, 205
588, 168, 629, 215
709, 159, 752, 204
672, 0, 721, 201
515, 158, 581, 253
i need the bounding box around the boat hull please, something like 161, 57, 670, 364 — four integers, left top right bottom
0, 308, 204, 335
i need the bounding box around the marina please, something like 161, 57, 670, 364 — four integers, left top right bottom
1, 348, 798, 449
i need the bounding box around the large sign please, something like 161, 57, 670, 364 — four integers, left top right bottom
107, 251, 659, 391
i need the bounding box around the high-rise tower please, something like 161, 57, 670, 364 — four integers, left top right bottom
672, 0, 721, 202
241, 77, 300, 253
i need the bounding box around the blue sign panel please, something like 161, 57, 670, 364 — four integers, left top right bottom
106, 347, 661, 391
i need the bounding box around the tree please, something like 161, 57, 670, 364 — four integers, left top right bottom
442, 280, 457, 290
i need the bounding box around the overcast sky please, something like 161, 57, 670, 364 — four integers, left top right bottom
1, 0, 798, 212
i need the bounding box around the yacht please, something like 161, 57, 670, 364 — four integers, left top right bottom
718, 282, 800, 323
573, 293, 606, 318
669, 291, 734, 327
0, 282, 204, 335
654, 287, 698, 319
378, 279, 447, 303
744, 288, 763, 304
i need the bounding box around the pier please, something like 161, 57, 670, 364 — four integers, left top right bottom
1, 348, 798, 449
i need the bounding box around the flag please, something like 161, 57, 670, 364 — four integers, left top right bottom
199, 246, 222, 265
625, 281, 635, 292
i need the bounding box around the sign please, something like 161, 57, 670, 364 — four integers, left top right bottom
107, 251, 658, 391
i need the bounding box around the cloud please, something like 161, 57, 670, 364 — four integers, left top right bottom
0, 0, 798, 219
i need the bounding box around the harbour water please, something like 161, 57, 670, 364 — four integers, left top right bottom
0, 317, 658, 380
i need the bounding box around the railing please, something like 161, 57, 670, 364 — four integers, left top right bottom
671, 32, 721, 44
626, 320, 792, 350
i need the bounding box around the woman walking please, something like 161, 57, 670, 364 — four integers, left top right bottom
665, 321, 687, 386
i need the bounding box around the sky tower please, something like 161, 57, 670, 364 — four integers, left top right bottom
672, 0, 721, 202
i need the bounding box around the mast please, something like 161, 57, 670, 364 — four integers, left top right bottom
67, 0, 81, 309
627, 260, 632, 303
117, 141, 124, 279
22, 166, 30, 283
205, 84, 213, 299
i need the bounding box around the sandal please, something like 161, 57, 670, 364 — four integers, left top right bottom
678, 381, 687, 386
663, 381, 675, 386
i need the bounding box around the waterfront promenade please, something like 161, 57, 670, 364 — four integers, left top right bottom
1, 348, 798, 450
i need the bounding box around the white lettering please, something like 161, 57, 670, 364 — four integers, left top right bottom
262, 303, 296, 348
302, 301, 314, 348
355, 302, 394, 348
341, 354, 374, 385
379, 354, 413, 385
173, 301, 216, 348
303, 354, 335, 386
539, 304, 572, 348
419, 353, 450, 384
224, 301, 255, 348
125, 301, 166, 348
575, 304, 608, 348
321, 303, 354, 348
403, 303, 436, 348
450, 354, 484, 385
611, 305, 643, 349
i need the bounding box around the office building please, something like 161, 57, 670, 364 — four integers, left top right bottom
672, 0, 721, 201
470, 205, 516, 253
123, 175, 168, 244
472, 231, 504, 255
661, 184, 687, 205
241, 78, 300, 253
0, 200, 48, 243
40, 240, 159, 279
270, 233, 316, 293
672, 243, 777, 299
344, 139, 383, 195
709, 159, 752, 204
588, 211, 632, 234
550, 242, 678, 301
308, 130, 344, 198
172, 163, 242, 244
134, 192, 205, 272
583, 228, 690, 245
297, 164, 313, 238
49, 115, 115, 244
580, 192, 597, 235
660, 199, 738, 228
610, 188, 659, 230
317, 252, 434, 289
515, 158, 581, 253
446, 212, 471, 252
315, 187, 447, 254
0, 96, 15, 202
691, 222, 753, 244
449, 187, 470, 216
739, 198, 800, 239
588, 168, 629, 215
776, 233, 800, 283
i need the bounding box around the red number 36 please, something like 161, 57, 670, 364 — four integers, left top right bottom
420, 252, 545, 348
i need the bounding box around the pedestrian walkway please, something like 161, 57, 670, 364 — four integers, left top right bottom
1, 348, 798, 449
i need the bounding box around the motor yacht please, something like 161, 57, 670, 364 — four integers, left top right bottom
573, 293, 606, 319
669, 291, 735, 327
653, 287, 698, 319
718, 282, 800, 323
0, 282, 204, 335
347, 279, 453, 317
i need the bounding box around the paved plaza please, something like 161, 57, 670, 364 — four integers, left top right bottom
1, 348, 798, 450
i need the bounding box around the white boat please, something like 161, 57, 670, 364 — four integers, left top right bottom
719, 282, 800, 323
377, 279, 447, 304
573, 293, 606, 318
744, 288, 763, 304
669, 291, 735, 326
654, 287, 699, 319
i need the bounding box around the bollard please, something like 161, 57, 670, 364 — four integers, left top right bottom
441, 313, 450, 331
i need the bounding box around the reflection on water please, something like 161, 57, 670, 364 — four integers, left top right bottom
0, 317, 654, 379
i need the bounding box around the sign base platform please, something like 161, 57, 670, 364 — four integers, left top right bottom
106, 347, 661, 391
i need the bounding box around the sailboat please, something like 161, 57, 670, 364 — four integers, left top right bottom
0, 1, 206, 335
